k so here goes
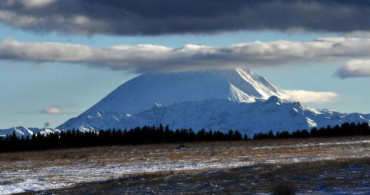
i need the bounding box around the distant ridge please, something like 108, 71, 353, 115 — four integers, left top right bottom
0, 126, 60, 137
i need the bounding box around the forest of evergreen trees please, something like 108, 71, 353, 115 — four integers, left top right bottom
0, 122, 369, 152
253, 122, 370, 140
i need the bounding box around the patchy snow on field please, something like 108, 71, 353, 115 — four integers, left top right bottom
0, 138, 369, 194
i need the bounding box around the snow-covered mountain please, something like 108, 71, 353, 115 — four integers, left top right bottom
57, 68, 370, 135
0, 126, 60, 138
3, 68, 368, 137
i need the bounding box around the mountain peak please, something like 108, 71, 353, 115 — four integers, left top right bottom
80, 68, 284, 116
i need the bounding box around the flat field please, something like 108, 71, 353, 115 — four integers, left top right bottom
0, 137, 369, 194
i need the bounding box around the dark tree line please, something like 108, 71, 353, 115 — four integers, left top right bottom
253, 122, 370, 140
0, 122, 369, 152
0, 124, 243, 152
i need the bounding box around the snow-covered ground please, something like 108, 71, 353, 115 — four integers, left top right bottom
0, 138, 369, 194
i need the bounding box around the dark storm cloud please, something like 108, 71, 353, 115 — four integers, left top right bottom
0, 0, 369, 36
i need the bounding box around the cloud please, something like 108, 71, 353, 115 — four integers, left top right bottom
282, 90, 339, 104
0, 0, 369, 35
1, 37, 370, 73
41, 107, 62, 115
336, 60, 370, 78
41, 106, 78, 115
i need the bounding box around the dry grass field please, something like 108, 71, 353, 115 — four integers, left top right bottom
0, 136, 369, 194
34, 158, 370, 194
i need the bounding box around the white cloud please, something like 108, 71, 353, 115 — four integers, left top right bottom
282, 90, 339, 104
41, 107, 61, 115
0, 37, 370, 73
336, 59, 370, 78
41, 106, 78, 115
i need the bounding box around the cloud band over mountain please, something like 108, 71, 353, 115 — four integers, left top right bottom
0, 37, 370, 75
0, 0, 369, 35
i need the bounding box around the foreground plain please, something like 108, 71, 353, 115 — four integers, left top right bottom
0, 137, 369, 194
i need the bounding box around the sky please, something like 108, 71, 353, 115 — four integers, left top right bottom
0, 0, 369, 129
